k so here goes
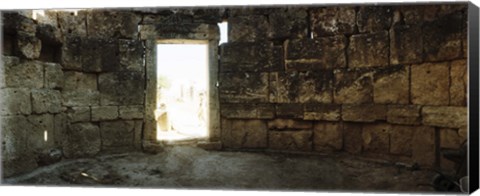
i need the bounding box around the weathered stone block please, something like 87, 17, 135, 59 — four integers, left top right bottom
220, 103, 274, 119
422, 106, 467, 128
423, 11, 463, 62
411, 126, 436, 166
81, 38, 119, 72
357, 6, 393, 33
310, 6, 356, 36
342, 104, 386, 122
304, 104, 340, 121
387, 105, 421, 125
26, 114, 55, 151
57, 11, 87, 37
119, 39, 144, 72
313, 122, 343, 152
276, 103, 303, 119
440, 128, 465, 149
334, 69, 373, 104
16, 34, 42, 59
44, 62, 64, 89
62, 90, 100, 107
0, 88, 32, 115
348, 31, 389, 68
2, 12, 36, 36
389, 125, 414, 156
362, 124, 390, 154
395, 6, 424, 25
54, 113, 67, 146
220, 42, 275, 72
221, 119, 267, 149
3, 59, 44, 88
267, 119, 312, 130
119, 105, 144, 119
0, 56, 19, 87
87, 10, 142, 39
1, 115, 29, 159
63, 123, 101, 158
411, 62, 449, 105
343, 123, 363, 154
450, 60, 467, 106
270, 71, 333, 103
229, 15, 268, 42
61, 36, 83, 71
2, 155, 38, 178
91, 106, 119, 121
286, 36, 346, 70
98, 72, 145, 105
66, 106, 90, 123
63, 71, 97, 91
36, 23, 63, 45
267, 8, 307, 39
100, 121, 138, 147
268, 130, 312, 151
373, 65, 409, 104
219, 72, 269, 103
31, 89, 62, 114
151, 23, 219, 40
390, 25, 423, 65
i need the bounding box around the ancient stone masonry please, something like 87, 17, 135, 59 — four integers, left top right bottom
1, 3, 469, 178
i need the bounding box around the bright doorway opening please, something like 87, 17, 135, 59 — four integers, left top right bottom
156, 40, 209, 141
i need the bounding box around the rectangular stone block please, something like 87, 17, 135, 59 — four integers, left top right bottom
342, 104, 386, 122
411, 62, 449, 105
44, 62, 64, 89
450, 59, 467, 106
66, 106, 91, 123
267, 8, 307, 39
268, 130, 312, 152
221, 119, 267, 149
91, 106, 119, 121
63, 71, 97, 91
62, 90, 100, 107
357, 6, 393, 33
16, 34, 41, 59
61, 36, 83, 71
0, 56, 19, 88
310, 6, 356, 36
81, 38, 119, 72
313, 122, 343, 152
98, 72, 145, 105
304, 104, 340, 121
270, 71, 333, 103
218, 72, 269, 103
1, 115, 29, 159
229, 15, 268, 42
3, 59, 44, 88
387, 105, 421, 125
151, 23, 219, 40
57, 11, 87, 37
348, 31, 389, 68
276, 103, 303, 119
440, 128, 465, 149
64, 122, 101, 158
100, 121, 137, 147
343, 123, 363, 154
119, 39, 144, 72
389, 125, 414, 156
220, 42, 275, 72
411, 126, 436, 167
286, 36, 346, 70
373, 65, 409, 104
133, 120, 143, 150
0, 88, 31, 115
423, 11, 463, 62
267, 119, 312, 130
422, 106, 467, 128
220, 103, 274, 119
334, 69, 373, 104
27, 114, 55, 151
362, 124, 390, 154
31, 89, 62, 114
390, 25, 423, 65
119, 105, 144, 119
54, 113, 67, 146
87, 10, 141, 39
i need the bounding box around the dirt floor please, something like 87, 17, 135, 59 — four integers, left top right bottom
3, 146, 443, 193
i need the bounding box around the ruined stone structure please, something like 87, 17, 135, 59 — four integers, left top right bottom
1, 3, 468, 178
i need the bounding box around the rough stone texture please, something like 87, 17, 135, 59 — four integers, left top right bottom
411, 126, 436, 166
31, 89, 62, 114
44, 62, 64, 89
220, 42, 277, 72
66, 106, 90, 123
60, 36, 83, 71
221, 119, 268, 149
373, 65, 409, 104
342, 105, 386, 122
0, 88, 32, 115
275, 103, 304, 119
220, 104, 274, 119
411, 62, 449, 105
87, 10, 142, 39
310, 6, 356, 36
100, 121, 138, 147
303, 104, 340, 121
119, 39, 144, 72
3, 59, 44, 88
53, 113, 67, 147
362, 124, 390, 154
423, 11, 463, 62
16, 34, 42, 59
313, 122, 343, 152
57, 11, 87, 37
267, 119, 312, 130
26, 114, 55, 151
387, 105, 421, 125
98, 72, 145, 105
63, 123, 101, 158
219, 72, 269, 103
357, 6, 393, 33
229, 15, 268, 42
348, 31, 389, 68
268, 130, 312, 151
63, 71, 97, 91
119, 106, 144, 119
343, 123, 363, 154
422, 106, 467, 128
390, 25, 423, 65
91, 106, 119, 121
267, 8, 307, 39
389, 125, 414, 156
440, 128, 465, 149
450, 59, 467, 106
1, 115, 30, 160
62, 90, 100, 107
286, 36, 346, 70
81, 38, 119, 72
270, 71, 334, 103
334, 69, 373, 104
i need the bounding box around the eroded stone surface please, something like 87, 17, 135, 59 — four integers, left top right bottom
63, 123, 101, 158
342, 104, 386, 122
357, 6, 393, 33
220, 42, 276, 72
0, 88, 32, 115
334, 69, 373, 104
26, 114, 55, 151
423, 11, 463, 62
98, 72, 145, 105
311, 6, 356, 36
411, 62, 449, 105
91, 106, 119, 121
422, 106, 467, 128
220, 104, 274, 119
66, 106, 91, 123
343, 123, 363, 154
221, 119, 268, 149
348, 31, 389, 68
87, 10, 142, 39
389, 125, 414, 156
387, 105, 421, 125
268, 8, 307, 39
411, 126, 436, 166
267, 119, 312, 130
229, 15, 268, 42
304, 104, 340, 121
450, 60, 467, 106
373, 65, 409, 104
119, 106, 144, 119
31, 89, 62, 114
100, 121, 137, 147
268, 130, 312, 151
3, 60, 44, 88
286, 36, 346, 70
44, 62, 64, 89
362, 124, 390, 154
313, 122, 343, 152
390, 25, 423, 65
218, 72, 269, 103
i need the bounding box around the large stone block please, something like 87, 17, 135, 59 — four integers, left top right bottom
63, 71, 97, 91
3, 59, 44, 88
87, 10, 142, 39
357, 6, 393, 33
16, 34, 42, 59
268, 130, 312, 151
334, 69, 373, 104
220, 103, 274, 119
220, 42, 276, 72
267, 119, 312, 130
100, 121, 138, 147
26, 114, 55, 151
313, 122, 343, 152
423, 11, 463, 62
362, 124, 390, 154
31, 89, 62, 114
0, 56, 20, 88
63, 123, 101, 158
91, 106, 119, 121
373, 65, 409, 104
304, 104, 340, 121
81, 38, 119, 72
310, 6, 356, 36
66, 106, 90, 123
286, 36, 346, 70
98, 72, 145, 105
411, 62, 449, 105
119, 39, 144, 72
342, 104, 386, 122
119, 105, 144, 119
450, 60, 467, 106
57, 11, 87, 37
343, 123, 363, 154
422, 106, 467, 128
54, 113, 67, 146
1, 115, 29, 159
389, 125, 414, 156
387, 105, 421, 125
0, 88, 31, 115
348, 31, 389, 68
390, 25, 423, 65
147, 23, 219, 40
411, 126, 436, 166
275, 103, 304, 119
440, 128, 466, 149
221, 119, 268, 149
61, 36, 83, 71
36, 23, 63, 45
44, 62, 64, 89
218, 72, 269, 103
267, 8, 308, 39
270, 71, 333, 103
62, 90, 100, 107
229, 15, 268, 42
